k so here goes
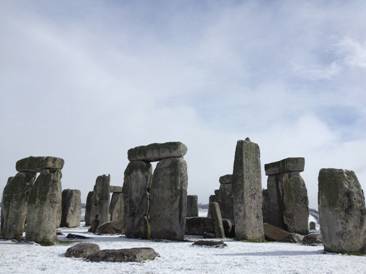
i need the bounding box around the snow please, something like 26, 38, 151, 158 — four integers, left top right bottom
0, 225, 365, 274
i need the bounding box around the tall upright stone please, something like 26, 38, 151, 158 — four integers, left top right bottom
123, 161, 152, 239
60, 189, 81, 228
93, 175, 110, 225
318, 169, 366, 254
187, 195, 198, 217
84, 191, 94, 226
110, 192, 124, 224
232, 138, 264, 241
150, 158, 188, 241
26, 169, 62, 245
1, 172, 36, 240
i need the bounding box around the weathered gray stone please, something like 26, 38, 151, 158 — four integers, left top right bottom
209, 202, 225, 238
187, 195, 198, 217
93, 175, 110, 225
16, 156, 64, 172
110, 185, 122, 193
26, 169, 62, 245
217, 175, 234, 221
150, 158, 187, 241
96, 221, 123, 235
318, 169, 366, 254
232, 138, 264, 241
192, 240, 227, 248
128, 142, 187, 162
264, 157, 305, 176
109, 192, 124, 226
84, 191, 94, 226
86, 247, 159, 262
123, 161, 152, 239
65, 243, 100, 258
1, 172, 35, 240
60, 189, 81, 228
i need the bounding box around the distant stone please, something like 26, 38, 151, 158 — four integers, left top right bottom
65, 243, 100, 258
16, 156, 64, 172
302, 233, 322, 246
96, 221, 123, 235
109, 186, 122, 193
232, 139, 264, 241
86, 247, 159, 262
264, 157, 305, 176
192, 240, 227, 248
318, 168, 366, 254
187, 195, 198, 217
128, 142, 187, 162
185, 217, 214, 235
209, 202, 225, 238
60, 189, 81, 228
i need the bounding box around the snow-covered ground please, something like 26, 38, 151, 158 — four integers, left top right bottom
0, 225, 365, 274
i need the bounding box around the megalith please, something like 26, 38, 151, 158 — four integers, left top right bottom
232, 138, 264, 241
60, 189, 81, 228
123, 161, 152, 239
1, 172, 36, 239
150, 157, 188, 240
187, 195, 198, 217
318, 168, 366, 254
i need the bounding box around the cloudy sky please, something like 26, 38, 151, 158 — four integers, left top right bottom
1, 0, 366, 208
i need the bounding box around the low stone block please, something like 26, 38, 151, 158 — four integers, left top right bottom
264, 157, 305, 176
16, 156, 64, 172
128, 142, 187, 162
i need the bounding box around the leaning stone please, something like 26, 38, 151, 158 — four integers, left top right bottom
84, 191, 94, 226
16, 156, 64, 172
96, 221, 123, 235
232, 138, 264, 241
264, 157, 305, 176
93, 175, 110, 225
318, 168, 366, 254
109, 192, 124, 226
209, 202, 225, 238
60, 189, 81, 228
26, 169, 62, 245
65, 243, 100, 258
86, 248, 159, 262
123, 161, 152, 239
192, 240, 227, 248
128, 142, 187, 162
1, 172, 36, 240
185, 217, 214, 235
302, 233, 322, 246
187, 195, 198, 217
109, 186, 122, 193
150, 158, 188, 241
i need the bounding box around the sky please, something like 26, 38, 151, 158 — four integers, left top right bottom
1, 0, 366, 208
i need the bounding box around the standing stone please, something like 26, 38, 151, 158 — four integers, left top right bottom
187, 195, 198, 217
128, 142, 187, 162
93, 175, 110, 225
318, 169, 366, 254
84, 191, 94, 226
26, 169, 62, 245
232, 138, 264, 241
123, 161, 152, 239
1, 172, 35, 240
109, 192, 124, 225
60, 189, 81, 228
150, 158, 188, 241
209, 202, 225, 238
217, 175, 234, 221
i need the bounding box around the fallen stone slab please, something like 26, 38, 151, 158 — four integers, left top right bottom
86, 247, 159, 262
264, 157, 305, 176
65, 243, 100, 258
128, 142, 187, 162
16, 156, 64, 172
192, 240, 227, 248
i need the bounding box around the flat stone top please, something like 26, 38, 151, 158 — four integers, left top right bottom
219, 175, 233, 184
16, 156, 64, 172
264, 157, 305, 176
128, 142, 187, 162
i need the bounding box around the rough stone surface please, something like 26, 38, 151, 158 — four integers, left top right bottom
217, 176, 234, 221
264, 157, 305, 176
93, 175, 110, 225
26, 169, 62, 245
232, 138, 264, 241
150, 158, 188, 241
187, 195, 198, 217
109, 192, 124, 226
1, 172, 35, 239
84, 191, 94, 226
60, 189, 81, 228
209, 202, 225, 238
128, 142, 187, 162
65, 243, 100, 258
86, 248, 159, 262
185, 217, 214, 235
192, 240, 227, 248
16, 156, 64, 172
318, 168, 366, 254
109, 186, 122, 193
96, 221, 123, 235
123, 161, 152, 239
